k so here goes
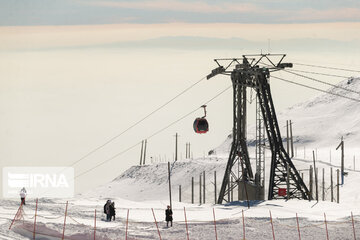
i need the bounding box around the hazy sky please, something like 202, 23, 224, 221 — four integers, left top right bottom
1, 1, 360, 196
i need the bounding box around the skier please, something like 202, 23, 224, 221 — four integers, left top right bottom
20, 187, 27, 205
103, 200, 112, 222
165, 205, 173, 227
110, 202, 116, 221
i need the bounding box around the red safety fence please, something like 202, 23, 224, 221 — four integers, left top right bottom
8, 199, 359, 240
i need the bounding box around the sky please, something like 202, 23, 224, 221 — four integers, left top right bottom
0, 1, 360, 196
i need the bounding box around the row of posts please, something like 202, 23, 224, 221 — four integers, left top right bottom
176, 166, 341, 204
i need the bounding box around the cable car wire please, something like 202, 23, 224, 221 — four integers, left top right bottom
74, 85, 232, 179
259, 61, 360, 96
287, 69, 351, 79
281, 70, 360, 96
293, 63, 360, 73
271, 75, 360, 103
68, 76, 206, 168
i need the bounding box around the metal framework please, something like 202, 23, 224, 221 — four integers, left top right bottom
207, 54, 311, 203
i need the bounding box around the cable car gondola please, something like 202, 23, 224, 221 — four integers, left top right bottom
193, 105, 209, 134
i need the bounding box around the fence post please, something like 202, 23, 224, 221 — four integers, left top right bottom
62, 201, 68, 240
331, 167, 334, 202
309, 165, 313, 200
296, 213, 301, 240
192, 177, 194, 204
9, 200, 24, 230
184, 207, 190, 240
337, 169, 340, 203
203, 171, 206, 204
242, 209, 245, 240
33, 198, 38, 240
324, 213, 329, 240
269, 210, 276, 240
94, 209, 96, 240
151, 208, 162, 240
199, 174, 202, 205
213, 208, 218, 240
230, 176, 234, 202
214, 171, 217, 204
322, 168, 325, 201
168, 162, 172, 209
179, 185, 182, 202
313, 151, 319, 202
351, 212, 356, 240
126, 209, 129, 240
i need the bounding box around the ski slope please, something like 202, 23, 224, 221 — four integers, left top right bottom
1, 78, 360, 239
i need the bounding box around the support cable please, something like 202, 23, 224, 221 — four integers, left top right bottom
74, 85, 232, 179
271, 76, 360, 103
293, 63, 360, 73
281, 70, 360, 96
287, 69, 351, 79
67, 76, 206, 168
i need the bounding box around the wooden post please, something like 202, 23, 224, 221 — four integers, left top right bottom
203, 171, 206, 204
242, 209, 245, 240
143, 139, 147, 165
175, 133, 178, 162
313, 151, 318, 202
125, 209, 129, 240
214, 171, 217, 204
322, 168, 325, 201
286, 120, 290, 154
309, 165, 313, 200
168, 162, 172, 209
290, 120, 294, 158
336, 137, 344, 185
33, 198, 38, 240
191, 177, 194, 204
94, 209, 96, 240
324, 213, 329, 240
188, 143, 191, 159
139, 140, 144, 165
351, 212, 356, 240
62, 201, 68, 240
330, 167, 334, 202
179, 185, 181, 202
213, 208, 218, 240
296, 213, 301, 240
286, 164, 290, 200
301, 172, 304, 180
184, 207, 190, 240
199, 174, 202, 205
230, 176, 233, 202
269, 210, 275, 240
151, 208, 162, 240
337, 169, 340, 203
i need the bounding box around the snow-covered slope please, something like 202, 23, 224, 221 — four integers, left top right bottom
86, 77, 360, 203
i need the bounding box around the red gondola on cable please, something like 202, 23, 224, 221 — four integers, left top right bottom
193, 105, 209, 134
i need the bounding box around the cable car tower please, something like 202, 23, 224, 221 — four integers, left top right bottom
207, 54, 310, 203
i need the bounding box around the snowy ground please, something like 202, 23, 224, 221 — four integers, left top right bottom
1, 194, 360, 239
1, 78, 359, 239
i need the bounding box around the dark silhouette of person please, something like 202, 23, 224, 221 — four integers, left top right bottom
165, 205, 173, 227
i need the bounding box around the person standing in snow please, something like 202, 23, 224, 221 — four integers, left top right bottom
165, 205, 173, 227
104, 200, 112, 222
110, 202, 116, 221
20, 187, 27, 205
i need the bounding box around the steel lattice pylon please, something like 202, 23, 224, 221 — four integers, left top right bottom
207, 54, 311, 203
